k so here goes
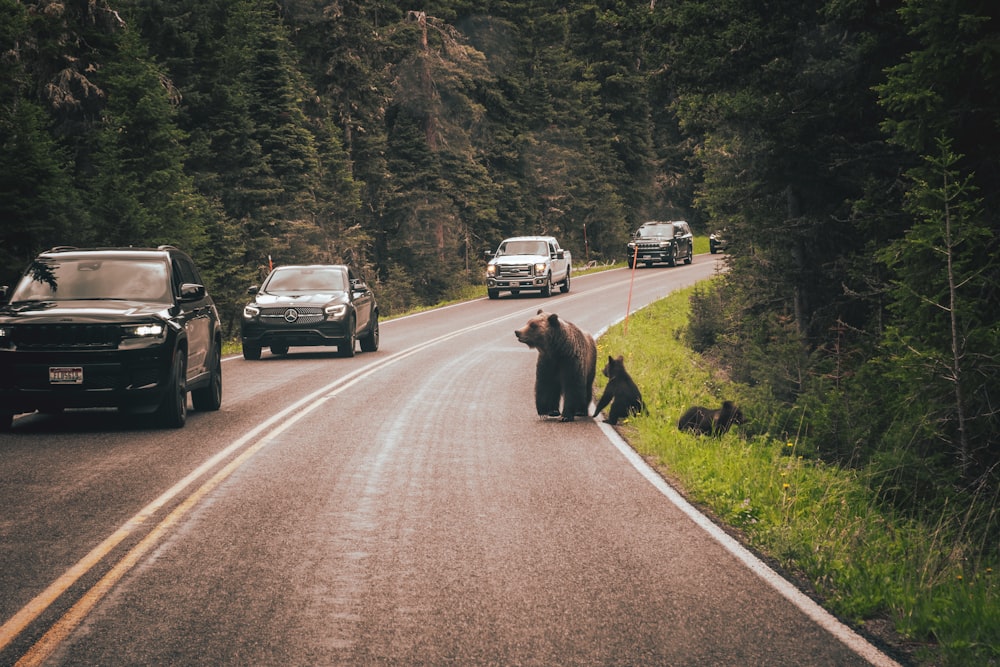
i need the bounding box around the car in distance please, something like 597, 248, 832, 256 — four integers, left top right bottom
710, 228, 729, 254
626, 220, 693, 267
0, 246, 223, 431
240, 264, 379, 360
484, 236, 572, 299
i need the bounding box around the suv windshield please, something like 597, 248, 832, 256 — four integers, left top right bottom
635, 224, 675, 240
264, 267, 348, 292
11, 258, 172, 303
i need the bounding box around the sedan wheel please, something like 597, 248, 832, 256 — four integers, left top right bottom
339, 320, 356, 357
359, 314, 380, 352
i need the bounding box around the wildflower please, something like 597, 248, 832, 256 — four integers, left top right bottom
786, 442, 794, 448
783, 483, 790, 490
957, 575, 963, 582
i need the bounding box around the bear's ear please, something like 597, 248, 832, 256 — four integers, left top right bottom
608, 355, 615, 363
547, 313, 560, 327
536, 309, 544, 315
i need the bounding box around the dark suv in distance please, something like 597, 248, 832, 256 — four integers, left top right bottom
240, 264, 379, 360
0, 246, 223, 431
626, 220, 694, 267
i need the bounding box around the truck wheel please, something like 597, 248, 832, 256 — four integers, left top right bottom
487, 288, 499, 299
540, 275, 552, 297
560, 271, 571, 293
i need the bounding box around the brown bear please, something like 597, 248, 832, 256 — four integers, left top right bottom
515, 309, 597, 422
677, 400, 745, 436
593, 355, 644, 425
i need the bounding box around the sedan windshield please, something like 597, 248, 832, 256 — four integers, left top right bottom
265, 268, 347, 292
11, 258, 172, 303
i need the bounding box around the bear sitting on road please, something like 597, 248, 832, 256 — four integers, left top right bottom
593, 355, 644, 425
515, 310, 597, 422
677, 400, 744, 436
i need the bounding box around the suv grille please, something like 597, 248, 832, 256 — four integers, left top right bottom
497, 264, 533, 279
9, 324, 122, 350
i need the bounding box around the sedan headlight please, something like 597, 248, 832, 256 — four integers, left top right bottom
243, 303, 260, 318
325, 304, 347, 318
533, 263, 547, 276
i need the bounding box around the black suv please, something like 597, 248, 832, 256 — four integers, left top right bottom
626, 220, 694, 268
0, 246, 223, 430
240, 264, 379, 359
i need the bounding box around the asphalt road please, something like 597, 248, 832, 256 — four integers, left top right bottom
0, 257, 899, 666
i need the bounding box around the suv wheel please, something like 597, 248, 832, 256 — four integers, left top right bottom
242, 341, 261, 360
359, 314, 379, 352
0, 411, 11, 432
667, 248, 677, 267
270, 343, 289, 356
156, 353, 187, 428
192, 345, 223, 411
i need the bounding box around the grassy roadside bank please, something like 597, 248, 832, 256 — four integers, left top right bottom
594, 284, 998, 667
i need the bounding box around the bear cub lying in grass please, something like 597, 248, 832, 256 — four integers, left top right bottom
593, 355, 644, 425
677, 401, 744, 436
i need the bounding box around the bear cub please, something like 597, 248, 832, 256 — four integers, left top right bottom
593, 355, 644, 425
515, 310, 597, 422
677, 401, 745, 436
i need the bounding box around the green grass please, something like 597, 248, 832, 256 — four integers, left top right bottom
596, 285, 999, 667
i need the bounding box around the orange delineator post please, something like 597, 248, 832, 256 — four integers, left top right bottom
624, 243, 639, 335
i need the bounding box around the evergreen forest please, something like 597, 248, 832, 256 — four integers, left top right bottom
2, 0, 998, 619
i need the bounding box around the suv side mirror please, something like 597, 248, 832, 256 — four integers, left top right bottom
179, 283, 206, 301
350, 278, 367, 292
247, 285, 259, 295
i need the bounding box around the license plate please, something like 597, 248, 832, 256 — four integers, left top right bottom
49, 367, 83, 384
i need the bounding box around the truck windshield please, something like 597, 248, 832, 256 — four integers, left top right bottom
500, 240, 548, 256
11, 258, 172, 303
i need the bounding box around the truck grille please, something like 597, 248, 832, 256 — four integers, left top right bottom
9, 324, 121, 350
496, 264, 534, 279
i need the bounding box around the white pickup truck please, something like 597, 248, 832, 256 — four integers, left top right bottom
484, 236, 572, 299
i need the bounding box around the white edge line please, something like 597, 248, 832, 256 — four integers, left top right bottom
595, 308, 900, 667
599, 423, 900, 667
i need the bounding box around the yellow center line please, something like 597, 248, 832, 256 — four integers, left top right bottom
3, 303, 542, 664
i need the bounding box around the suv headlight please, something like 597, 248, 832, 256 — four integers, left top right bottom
533, 263, 547, 276
120, 322, 167, 348
243, 303, 260, 318
325, 304, 347, 318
